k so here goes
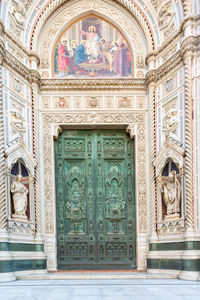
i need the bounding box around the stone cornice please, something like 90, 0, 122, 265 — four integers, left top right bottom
145, 50, 183, 86
4, 50, 32, 83
180, 35, 200, 58
3, 50, 41, 85
146, 36, 200, 85
40, 78, 146, 91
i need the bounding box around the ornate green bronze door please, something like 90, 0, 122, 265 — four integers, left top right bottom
55, 130, 136, 269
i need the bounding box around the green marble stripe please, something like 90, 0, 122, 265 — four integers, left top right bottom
149, 241, 200, 251
0, 242, 44, 252
147, 259, 200, 271
0, 259, 47, 273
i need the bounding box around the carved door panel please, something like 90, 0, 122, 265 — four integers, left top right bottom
55, 130, 135, 269
95, 132, 136, 268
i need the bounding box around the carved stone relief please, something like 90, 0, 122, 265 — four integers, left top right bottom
162, 109, 178, 140
10, 110, 26, 144
158, 1, 176, 40
9, 0, 26, 40
11, 1, 26, 27
54, 96, 70, 109
118, 96, 132, 108
86, 96, 102, 109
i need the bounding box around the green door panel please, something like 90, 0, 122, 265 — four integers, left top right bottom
55, 130, 136, 269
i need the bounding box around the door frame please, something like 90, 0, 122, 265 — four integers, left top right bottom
41, 115, 148, 271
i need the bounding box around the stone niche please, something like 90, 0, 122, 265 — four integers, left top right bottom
154, 137, 185, 234
5, 144, 36, 235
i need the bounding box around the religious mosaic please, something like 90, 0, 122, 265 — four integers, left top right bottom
53, 16, 132, 77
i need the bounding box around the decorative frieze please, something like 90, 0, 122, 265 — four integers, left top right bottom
40, 78, 145, 91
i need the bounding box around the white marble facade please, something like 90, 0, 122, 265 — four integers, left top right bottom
0, 0, 200, 281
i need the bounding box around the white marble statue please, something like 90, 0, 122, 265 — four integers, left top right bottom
11, 175, 28, 217
161, 170, 181, 216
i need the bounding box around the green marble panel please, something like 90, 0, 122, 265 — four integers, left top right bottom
147, 259, 200, 271
149, 241, 200, 251
0, 243, 44, 252
0, 259, 47, 273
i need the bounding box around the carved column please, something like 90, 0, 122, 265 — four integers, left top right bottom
182, 0, 191, 17
30, 68, 42, 235
183, 51, 194, 231
0, 27, 16, 282
148, 82, 157, 237
0, 40, 7, 231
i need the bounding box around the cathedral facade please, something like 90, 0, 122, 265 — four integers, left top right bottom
0, 0, 200, 281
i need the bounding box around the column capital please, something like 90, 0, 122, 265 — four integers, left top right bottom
30, 70, 41, 87
29, 52, 40, 70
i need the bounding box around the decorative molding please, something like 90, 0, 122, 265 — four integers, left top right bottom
5, 144, 36, 175
157, 217, 185, 234
146, 50, 183, 85
40, 78, 145, 91
180, 36, 200, 57
154, 138, 185, 177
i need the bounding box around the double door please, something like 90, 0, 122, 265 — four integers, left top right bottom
55, 130, 136, 269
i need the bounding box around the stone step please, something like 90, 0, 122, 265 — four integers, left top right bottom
17, 272, 178, 280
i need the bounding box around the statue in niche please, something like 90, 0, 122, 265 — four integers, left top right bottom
11, 174, 28, 218
161, 170, 181, 217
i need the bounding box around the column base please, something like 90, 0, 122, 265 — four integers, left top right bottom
179, 271, 200, 281
0, 272, 16, 282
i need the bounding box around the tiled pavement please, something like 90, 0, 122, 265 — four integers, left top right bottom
0, 278, 200, 300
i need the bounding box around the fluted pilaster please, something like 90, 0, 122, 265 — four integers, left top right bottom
183, 53, 194, 231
